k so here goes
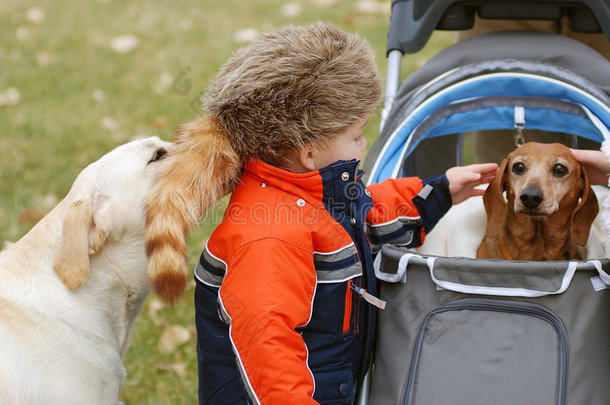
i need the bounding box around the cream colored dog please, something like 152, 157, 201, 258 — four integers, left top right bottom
0, 137, 172, 405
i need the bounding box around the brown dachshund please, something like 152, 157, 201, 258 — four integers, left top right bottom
477, 142, 599, 261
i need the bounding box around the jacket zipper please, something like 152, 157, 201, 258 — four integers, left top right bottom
350, 283, 386, 309
343, 279, 353, 333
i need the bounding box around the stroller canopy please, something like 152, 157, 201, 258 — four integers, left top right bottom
364, 31, 610, 184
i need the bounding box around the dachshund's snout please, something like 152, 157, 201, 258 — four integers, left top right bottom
520, 185, 544, 210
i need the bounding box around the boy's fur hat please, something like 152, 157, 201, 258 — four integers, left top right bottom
206, 22, 382, 164
145, 22, 382, 304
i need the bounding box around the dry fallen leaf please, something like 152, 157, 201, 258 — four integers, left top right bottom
234, 29, 258, 44
100, 116, 120, 131
281, 3, 301, 17
110, 35, 140, 53
0, 87, 21, 106
158, 325, 191, 354
309, 0, 338, 6
355, 0, 390, 15
25, 8, 46, 24
147, 297, 165, 326
158, 362, 187, 376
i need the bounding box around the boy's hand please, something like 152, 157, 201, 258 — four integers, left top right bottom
570, 148, 610, 186
446, 163, 498, 205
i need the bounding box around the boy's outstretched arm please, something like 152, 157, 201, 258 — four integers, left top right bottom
446, 163, 498, 204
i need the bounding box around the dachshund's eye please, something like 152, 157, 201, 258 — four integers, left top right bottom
512, 162, 525, 175
149, 148, 168, 164
552, 163, 568, 177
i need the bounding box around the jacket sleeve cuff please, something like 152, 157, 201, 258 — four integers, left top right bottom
412, 173, 452, 234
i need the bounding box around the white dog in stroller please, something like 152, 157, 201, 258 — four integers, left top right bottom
0, 137, 172, 405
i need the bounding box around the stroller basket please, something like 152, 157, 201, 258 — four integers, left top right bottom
370, 248, 610, 405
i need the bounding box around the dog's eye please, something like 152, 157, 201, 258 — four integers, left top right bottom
512, 162, 525, 175
552, 163, 568, 177
149, 148, 168, 164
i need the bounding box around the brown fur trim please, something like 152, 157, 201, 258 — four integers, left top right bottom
145, 116, 241, 304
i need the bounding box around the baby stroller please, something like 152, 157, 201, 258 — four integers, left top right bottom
360, 1, 610, 404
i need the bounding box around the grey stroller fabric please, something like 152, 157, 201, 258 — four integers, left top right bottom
369, 245, 610, 405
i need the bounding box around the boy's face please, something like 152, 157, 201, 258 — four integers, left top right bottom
312, 117, 368, 169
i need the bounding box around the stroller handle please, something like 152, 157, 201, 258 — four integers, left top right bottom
388, 0, 610, 55
380, 50, 403, 133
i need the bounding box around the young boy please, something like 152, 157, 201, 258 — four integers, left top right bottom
145, 22, 497, 405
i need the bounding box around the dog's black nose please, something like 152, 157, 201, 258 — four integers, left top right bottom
520, 186, 543, 209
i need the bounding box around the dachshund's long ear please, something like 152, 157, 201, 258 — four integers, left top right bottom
482, 157, 509, 238
572, 164, 599, 246
145, 116, 241, 305
53, 200, 94, 290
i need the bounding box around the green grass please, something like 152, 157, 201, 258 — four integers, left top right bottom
0, 1, 453, 403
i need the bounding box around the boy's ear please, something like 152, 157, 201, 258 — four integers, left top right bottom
298, 145, 317, 172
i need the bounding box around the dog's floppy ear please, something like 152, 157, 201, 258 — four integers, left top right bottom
145, 116, 241, 305
53, 198, 109, 290
482, 157, 509, 238
572, 164, 599, 246
53, 200, 92, 290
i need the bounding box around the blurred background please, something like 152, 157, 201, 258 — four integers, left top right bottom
0, 1, 453, 403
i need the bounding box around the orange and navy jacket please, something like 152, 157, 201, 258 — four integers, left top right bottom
194, 158, 451, 404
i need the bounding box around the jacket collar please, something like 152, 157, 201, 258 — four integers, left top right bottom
243, 158, 363, 206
